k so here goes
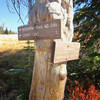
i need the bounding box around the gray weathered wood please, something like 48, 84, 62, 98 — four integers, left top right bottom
52, 41, 80, 64
29, 40, 67, 100
18, 20, 61, 40
28, 0, 76, 100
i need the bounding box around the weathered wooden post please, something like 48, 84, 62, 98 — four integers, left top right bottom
18, 0, 80, 100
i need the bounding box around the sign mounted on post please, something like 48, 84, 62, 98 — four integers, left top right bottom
52, 41, 80, 64
18, 20, 61, 40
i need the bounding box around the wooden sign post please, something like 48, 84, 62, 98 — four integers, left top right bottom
18, 0, 80, 100
18, 20, 80, 64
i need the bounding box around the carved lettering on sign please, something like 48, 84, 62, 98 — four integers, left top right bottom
18, 19, 61, 40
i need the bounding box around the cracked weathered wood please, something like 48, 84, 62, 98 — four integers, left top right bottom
53, 41, 80, 63
18, 20, 61, 40
29, 40, 67, 100
28, 0, 75, 100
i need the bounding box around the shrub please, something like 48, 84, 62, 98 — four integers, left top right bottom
65, 79, 100, 100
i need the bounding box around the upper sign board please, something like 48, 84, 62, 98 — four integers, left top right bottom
18, 20, 61, 40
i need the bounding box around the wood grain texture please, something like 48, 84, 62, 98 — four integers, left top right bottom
18, 20, 61, 40
28, 0, 75, 100
53, 41, 80, 64
29, 40, 67, 100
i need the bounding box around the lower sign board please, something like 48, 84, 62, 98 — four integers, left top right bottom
52, 42, 80, 64
18, 20, 61, 40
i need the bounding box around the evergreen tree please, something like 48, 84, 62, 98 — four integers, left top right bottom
9, 30, 15, 34
70, 0, 100, 79
4, 28, 9, 34
74, 0, 100, 45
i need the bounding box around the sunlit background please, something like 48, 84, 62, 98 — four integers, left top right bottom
0, 0, 28, 33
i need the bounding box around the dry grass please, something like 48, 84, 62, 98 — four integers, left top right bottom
0, 35, 34, 52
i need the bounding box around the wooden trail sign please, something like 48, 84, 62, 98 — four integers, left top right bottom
18, 20, 61, 40
17, 0, 80, 100
52, 41, 80, 64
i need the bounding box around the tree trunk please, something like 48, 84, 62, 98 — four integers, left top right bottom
29, 0, 74, 99
29, 40, 67, 100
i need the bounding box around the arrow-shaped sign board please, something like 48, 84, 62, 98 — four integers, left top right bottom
18, 20, 61, 40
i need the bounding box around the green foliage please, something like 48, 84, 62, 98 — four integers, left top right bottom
66, 1, 100, 94
74, 0, 100, 45
4, 28, 9, 34
0, 0, 100, 99
8, 30, 15, 34
0, 26, 16, 34
0, 41, 35, 100
24, 40, 35, 67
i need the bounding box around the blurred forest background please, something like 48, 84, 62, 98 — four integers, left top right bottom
0, 25, 16, 34
0, 0, 100, 100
